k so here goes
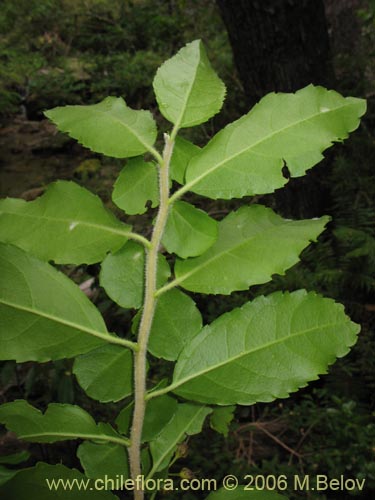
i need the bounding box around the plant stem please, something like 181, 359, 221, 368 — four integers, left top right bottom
129, 134, 174, 500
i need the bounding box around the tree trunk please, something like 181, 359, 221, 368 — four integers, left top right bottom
217, 0, 334, 107
216, 0, 336, 217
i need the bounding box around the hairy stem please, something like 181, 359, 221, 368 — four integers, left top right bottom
129, 134, 174, 500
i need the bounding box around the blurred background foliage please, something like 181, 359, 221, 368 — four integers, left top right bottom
0, 0, 235, 120
0, 1, 374, 499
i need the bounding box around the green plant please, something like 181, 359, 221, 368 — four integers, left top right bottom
0, 40, 366, 500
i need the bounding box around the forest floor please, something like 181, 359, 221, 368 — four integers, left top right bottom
0, 117, 119, 201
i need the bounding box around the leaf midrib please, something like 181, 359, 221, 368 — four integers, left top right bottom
172, 48, 201, 130
0, 298, 120, 346
65, 104, 154, 155
19, 431, 129, 447
183, 99, 359, 194
103, 108, 153, 152
0, 211, 131, 238
174, 215, 320, 289
171, 319, 351, 392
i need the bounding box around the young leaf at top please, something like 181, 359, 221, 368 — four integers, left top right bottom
112, 158, 159, 215
45, 96, 157, 159
153, 40, 226, 129
0, 243, 115, 363
116, 395, 178, 443
73, 345, 133, 403
100, 241, 170, 309
170, 137, 200, 184
149, 403, 212, 477
148, 289, 202, 361
0, 462, 118, 499
162, 201, 218, 258
77, 441, 129, 480
206, 488, 288, 500
174, 205, 329, 295
0, 400, 129, 445
181, 85, 366, 199
169, 290, 359, 405
210, 406, 236, 437
0, 181, 132, 265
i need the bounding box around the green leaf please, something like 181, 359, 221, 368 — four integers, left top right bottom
0, 400, 129, 445
0, 450, 30, 465
142, 396, 179, 443
0, 181, 132, 265
73, 345, 133, 403
148, 289, 202, 361
174, 205, 329, 295
100, 241, 170, 309
77, 441, 129, 480
170, 137, 200, 184
0, 466, 18, 486
182, 85, 366, 199
112, 158, 159, 215
0, 243, 115, 363
116, 395, 178, 444
162, 201, 218, 258
45, 96, 157, 159
170, 290, 359, 405
149, 403, 211, 475
0, 462, 119, 499
131, 309, 142, 335
210, 406, 236, 437
115, 403, 132, 435
153, 40, 225, 128
141, 449, 152, 477
206, 488, 288, 500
